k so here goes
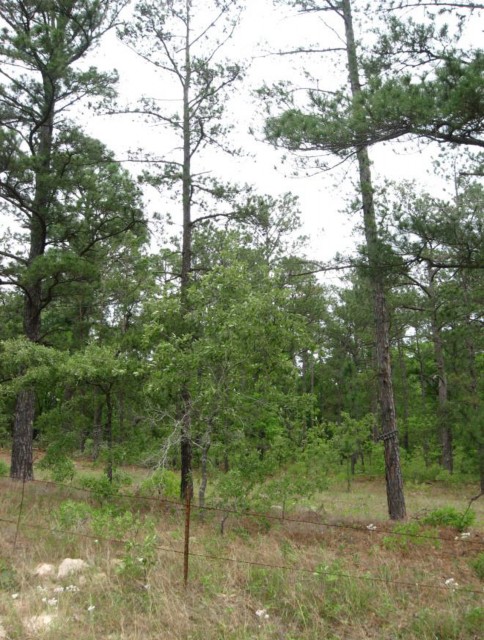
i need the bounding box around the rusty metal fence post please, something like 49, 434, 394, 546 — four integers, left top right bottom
183, 491, 191, 588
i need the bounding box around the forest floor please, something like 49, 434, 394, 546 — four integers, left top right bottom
0, 455, 482, 639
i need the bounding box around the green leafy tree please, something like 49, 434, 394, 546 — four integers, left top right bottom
0, 0, 144, 480
264, 0, 406, 518
119, 0, 244, 499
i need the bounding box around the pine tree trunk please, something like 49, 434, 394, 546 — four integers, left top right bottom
10, 389, 35, 480
397, 338, 410, 451
342, 0, 406, 519
427, 267, 453, 472
10, 72, 54, 480
179, 3, 194, 501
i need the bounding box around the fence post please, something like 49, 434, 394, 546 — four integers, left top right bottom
183, 490, 191, 588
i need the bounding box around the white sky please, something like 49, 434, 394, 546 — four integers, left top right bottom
82, 0, 467, 269
2, 0, 480, 272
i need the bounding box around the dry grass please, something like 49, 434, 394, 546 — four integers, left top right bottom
0, 470, 483, 639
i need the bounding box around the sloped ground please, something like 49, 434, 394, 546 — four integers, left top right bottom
0, 474, 482, 639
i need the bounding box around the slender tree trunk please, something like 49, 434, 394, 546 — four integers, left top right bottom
92, 400, 103, 461
397, 338, 410, 451
198, 426, 212, 511
179, 2, 194, 501
342, 0, 406, 519
427, 266, 453, 472
105, 390, 113, 482
10, 79, 54, 480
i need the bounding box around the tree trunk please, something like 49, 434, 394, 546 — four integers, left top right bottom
427, 266, 453, 472
92, 401, 103, 461
10, 85, 53, 480
342, 0, 406, 519
198, 427, 212, 512
179, 2, 194, 501
397, 338, 410, 451
105, 391, 113, 482
10, 389, 35, 481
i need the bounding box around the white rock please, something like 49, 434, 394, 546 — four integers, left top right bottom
57, 558, 88, 579
25, 614, 56, 633
34, 563, 55, 578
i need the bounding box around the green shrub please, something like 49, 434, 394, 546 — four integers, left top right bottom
78, 474, 120, 503
138, 469, 180, 499
55, 499, 93, 529
469, 552, 484, 581
382, 522, 440, 551
0, 558, 18, 591
0, 460, 8, 477
37, 445, 76, 483
422, 507, 475, 531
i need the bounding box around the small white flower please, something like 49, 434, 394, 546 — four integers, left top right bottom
12, 593, 19, 599
87, 605, 95, 612
444, 578, 459, 589
47, 598, 58, 606
66, 585, 79, 593
367, 524, 377, 531
255, 609, 269, 619
137, 557, 145, 563
53, 586, 65, 593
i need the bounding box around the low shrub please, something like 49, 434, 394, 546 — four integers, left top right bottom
37, 445, 76, 483
422, 507, 475, 531
138, 468, 180, 499
0, 558, 19, 591
469, 552, 484, 581
382, 522, 441, 552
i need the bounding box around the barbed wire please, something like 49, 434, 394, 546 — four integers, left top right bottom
4, 476, 483, 549
1, 514, 482, 596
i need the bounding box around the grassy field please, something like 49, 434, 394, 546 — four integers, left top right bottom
0, 458, 483, 639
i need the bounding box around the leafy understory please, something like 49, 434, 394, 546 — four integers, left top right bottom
0, 473, 482, 640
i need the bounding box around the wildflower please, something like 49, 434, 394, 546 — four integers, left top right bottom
366, 524, 377, 531
455, 532, 471, 540
444, 578, 459, 589
87, 605, 95, 612
47, 598, 58, 606
53, 586, 65, 593
255, 609, 269, 619
66, 585, 80, 593
11, 593, 19, 599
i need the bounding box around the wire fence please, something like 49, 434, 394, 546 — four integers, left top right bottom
6, 476, 484, 549
1, 475, 483, 596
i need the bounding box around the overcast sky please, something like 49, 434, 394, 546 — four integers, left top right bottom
82, 0, 469, 271
3, 0, 479, 274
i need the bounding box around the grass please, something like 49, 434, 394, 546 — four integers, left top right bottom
0, 458, 483, 639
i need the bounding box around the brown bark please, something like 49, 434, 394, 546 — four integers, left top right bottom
179, 1, 194, 501
342, 0, 406, 519
397, 338, 410, 451
10, 389, 35, 481
10, 74, 54, 481
427, 266, 453, 472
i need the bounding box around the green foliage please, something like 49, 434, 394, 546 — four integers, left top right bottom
55, 500, 93, 530
422, 507, 476, 531
0, 460, 8, 477
77, 474, 120, 503
0, 558, 19, 592
382, 522, 441, 552
38, 444, 76, 483
117, 521, 158, 583
138, 469, 179, 499
469, 553, 484, 581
